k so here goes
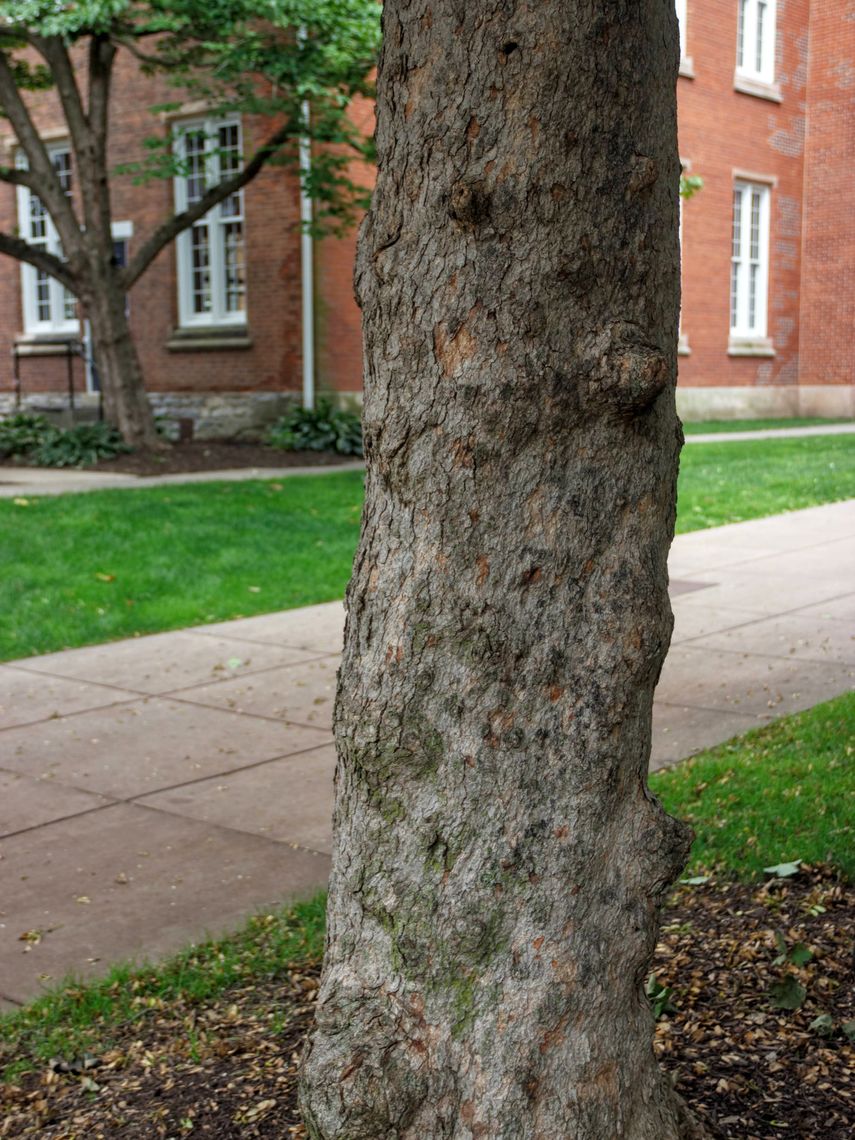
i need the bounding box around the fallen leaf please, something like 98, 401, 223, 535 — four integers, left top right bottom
763, 861, 802, 878
94, 572, 116, 583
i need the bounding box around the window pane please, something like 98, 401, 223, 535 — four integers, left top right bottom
223, 221, 246, 312
190, 224, 211, 313
184, 130, 207, 205
52, 150, 72, 196
750, 192, 761, 261
737, 0, 747, 68
29, 194, 47, 240
36, 268, 51, 322
756, 3, 766, 73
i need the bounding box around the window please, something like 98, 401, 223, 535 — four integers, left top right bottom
736, 0, 776, 84
676, 0, 688, 65
174, 116, 247, 328
730, 181, 771, 340
16, 144, 78, 335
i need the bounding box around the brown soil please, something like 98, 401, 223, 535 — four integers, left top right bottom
2, 870, 852, 1139
90, 441, 359, 477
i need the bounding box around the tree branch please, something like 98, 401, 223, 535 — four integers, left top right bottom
0, 165, 41, 191
86, 34, 117, 237
0, 230, 77, 293
109, 35, 171, 69
0, 49, 81, 252
35, 35, 91, 176
123, 118, 299, 290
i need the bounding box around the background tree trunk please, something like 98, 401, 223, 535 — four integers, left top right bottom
85, 279, 161, 449
301, 2, 709, 1137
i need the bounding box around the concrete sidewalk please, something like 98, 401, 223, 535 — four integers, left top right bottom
1, 500, 853, 1008
0, 459, 363, 498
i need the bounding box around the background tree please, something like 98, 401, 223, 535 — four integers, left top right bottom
300, 1, 711, 1137
0, 1, 380, 446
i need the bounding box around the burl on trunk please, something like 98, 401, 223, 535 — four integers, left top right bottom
301, 2, 707, 1137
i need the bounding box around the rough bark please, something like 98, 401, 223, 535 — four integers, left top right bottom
84, 274, 161, 449
300, 2, 709, 1137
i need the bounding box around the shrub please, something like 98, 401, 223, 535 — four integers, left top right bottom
29, 422, 130, 468
268, 398, 363, 457
0, 413, 52, 458
0, 413, 130, 468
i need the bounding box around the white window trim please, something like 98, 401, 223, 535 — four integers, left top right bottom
678, 157, 690, 354
15, 143, 79, 337
676, 0, 695, 78
735, 0, 777, 87
729, 180, 773, 352
173, 114, 247, 330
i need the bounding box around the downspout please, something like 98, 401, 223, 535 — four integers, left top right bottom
299, 42, 315, 411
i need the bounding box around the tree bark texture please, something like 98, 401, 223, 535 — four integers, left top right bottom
84, 273, 161, 449
301, 3, 706, 1137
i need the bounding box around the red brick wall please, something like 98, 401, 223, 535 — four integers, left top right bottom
677, 0, 809, 393
314, 92, 376, 397
0, 9, 849, 414
0, 51, 304, 402
799, 0, 855, 388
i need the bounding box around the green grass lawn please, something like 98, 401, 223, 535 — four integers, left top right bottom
1, 433, 853, 659
651, 692, 855, 880
0, 471, 364, 660
1, 693, 850, 1080
676, 433, 854, 532
682, 416, 850, 434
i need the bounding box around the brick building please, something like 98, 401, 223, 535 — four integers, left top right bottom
0, 1, 851, 435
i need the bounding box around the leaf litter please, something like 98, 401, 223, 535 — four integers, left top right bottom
1, 868, 852, 1138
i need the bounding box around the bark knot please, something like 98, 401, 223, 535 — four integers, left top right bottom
448, 178, 492, 227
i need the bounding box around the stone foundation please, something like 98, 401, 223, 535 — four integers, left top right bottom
0, 391, 300, 440
676, 384, 854, 421
4, 386, 851, 436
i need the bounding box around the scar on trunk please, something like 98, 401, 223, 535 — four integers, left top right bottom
433, 305, 480, 377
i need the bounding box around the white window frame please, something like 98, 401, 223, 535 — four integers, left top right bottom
676, 0, 693, 75
736, 0, 776, 85
173, 114, 247, 329
15, 143, 79, 336
730, 181, 771, 341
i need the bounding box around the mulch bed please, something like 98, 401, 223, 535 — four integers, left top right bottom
87, 441, 357, 477
2, 870, 852, 1139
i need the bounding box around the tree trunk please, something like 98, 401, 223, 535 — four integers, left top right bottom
85, 276, 162, 449
300, 2, 709, 1137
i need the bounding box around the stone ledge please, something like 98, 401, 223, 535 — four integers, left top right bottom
167, 327, 253, 353
728, 336, 776, 358
733, 73, 783, 103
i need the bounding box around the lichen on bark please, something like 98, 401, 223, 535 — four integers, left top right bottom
300, 2, 711, 1137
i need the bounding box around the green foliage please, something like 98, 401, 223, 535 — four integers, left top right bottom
268, 397, 363, 456
0, 415, 128, 467
29, 422, 130, 467
679, 172, 704, 199
645, 973, 676, 1019
0, 0, 381, 233
0, 412, 52, 458
768, 973, 807, 1011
